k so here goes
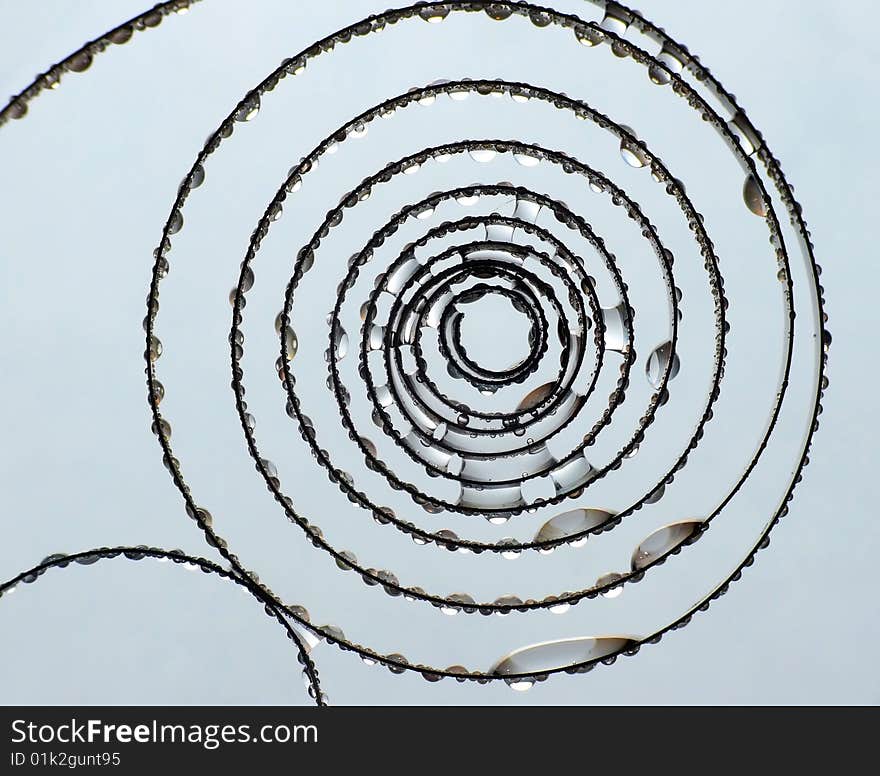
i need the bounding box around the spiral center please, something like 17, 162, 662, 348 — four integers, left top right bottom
457, 290, 534, 374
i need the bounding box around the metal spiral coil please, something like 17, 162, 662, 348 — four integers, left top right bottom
1, 1, 829, 702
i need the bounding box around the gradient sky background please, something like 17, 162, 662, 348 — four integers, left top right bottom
0, 0, 877, 705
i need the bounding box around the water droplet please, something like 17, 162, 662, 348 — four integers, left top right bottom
743, 174, 766, 217
632, 520, 702, 570
436, 529, 459, 547
386, 654, 408, 673
495, 595, 523, 610
469, 148, 496, 163
42, 553, 69, 568
322, 625, 345, 643
421, 669, 442, 682
194, 507, 213, 527
419, 5, 449, 23
66, 51, 93, 73
651, 44, 685, 85
646, 341, 680, 388
285, 57, 306, 76
167, 210, 183, 235
597, 572, 624, 598
517, 382, 554, 412
284, 327, 298, 360
109, 26, 133, 45
441, 592, 475, 615
529, 10, 551, 27
403, 200, 432, 222
645, 483, 666, 504
600, 7, 630, 36
151, 380, 165, 404
287, 172, 303, 193
148, 336, 163, 361
485, 5, 513, 21
8, 99, 27, 119
575, 26, 604, 46
648, 63, 671, 85
514, 152, 540, 167
335, 550, 357, 571
234, 94, 260, 122
602, 302, 629, 352
298, 248, 314, 273
535, 508, 614, 542
497, 539, 521, 560
260, 458, 279, 480
492, 636, 633, 676
619, 126, 648, 168
729, 111, 760, 156
364, 323, 383, 351
333, 327, 349, 360
189, 164, 205, 188
151, 417, 171, 438
155, 255, 169, 278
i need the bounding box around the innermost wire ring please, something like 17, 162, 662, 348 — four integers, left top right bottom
442, 283, 543, 385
